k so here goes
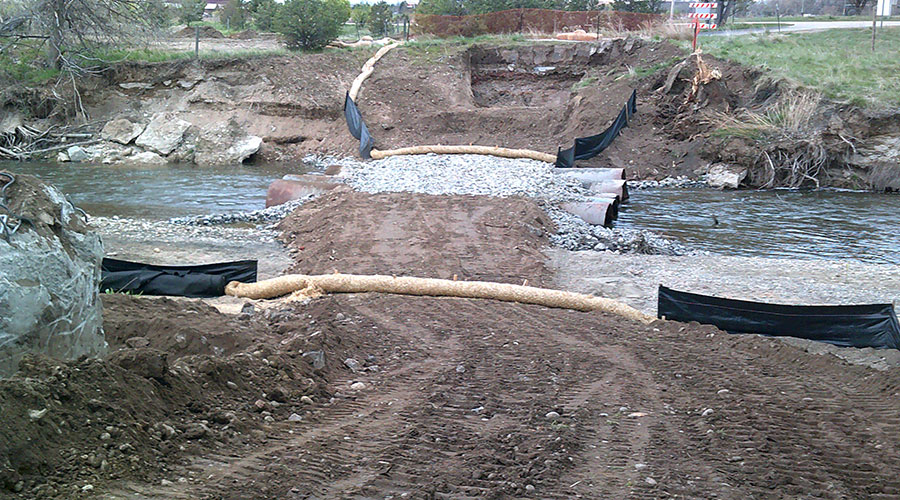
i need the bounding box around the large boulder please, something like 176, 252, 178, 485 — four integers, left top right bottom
0, 173, 106, 378
135, 113, 191, 156
101, 118, 145, 145
193, 118, 262, 165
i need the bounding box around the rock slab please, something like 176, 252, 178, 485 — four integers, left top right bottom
135, 113, 191, 155
101, 118, 145, 145
193, 118, 262, 165
0, 174, 106, 378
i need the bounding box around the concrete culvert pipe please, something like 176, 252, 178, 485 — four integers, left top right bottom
370, 145, 557, 164
555, 168, 625, 186
588, 179, 629, 202
224, 273, 654, 324
560, 200, 617, 227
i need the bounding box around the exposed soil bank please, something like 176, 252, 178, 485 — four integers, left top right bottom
6, 37, 897, 188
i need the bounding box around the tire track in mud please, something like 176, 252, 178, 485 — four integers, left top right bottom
629, 323, 900, 499
130, 294, 900, 499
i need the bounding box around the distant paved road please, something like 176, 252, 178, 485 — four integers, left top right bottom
704, 19, 900, 36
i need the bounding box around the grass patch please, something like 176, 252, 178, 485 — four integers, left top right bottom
86, 47, 290, 64
572, 74, 599, 91
699, 27, 900, 107
632, 56, 683, 79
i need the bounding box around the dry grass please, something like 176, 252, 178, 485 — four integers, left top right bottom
645, 21, 694, 41
712, 91, 831, 188
712, 91, 820, 140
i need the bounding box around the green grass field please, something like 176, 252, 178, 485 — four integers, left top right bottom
699, 27, 900, 107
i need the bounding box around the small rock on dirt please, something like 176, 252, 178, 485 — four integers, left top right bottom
645, 477, 657, 486
287, 413, 302, 422
344, 358, 362, 372
302, 350, 326, 371
28, 408, 48, 421
109, 348, 168, 380
545, 411, 560, 420
350, 381, 366, 391
300, 395, 314, 404
182, 423, 209, 440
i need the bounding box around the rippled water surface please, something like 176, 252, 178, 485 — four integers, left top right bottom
616, 188, 900, 264
0, 161, 305, 220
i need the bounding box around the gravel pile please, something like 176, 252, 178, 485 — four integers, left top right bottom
342, 154, 585, 203
628, 176, 705, 190
544, 204, 690, 256
168, 195, 314, 226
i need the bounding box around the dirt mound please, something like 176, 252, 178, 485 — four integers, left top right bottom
102, 294, 266, 357
0, 295, 363, 498
228, 29, 258, 40
174, 25, 225, 38
277, 188, 555, 286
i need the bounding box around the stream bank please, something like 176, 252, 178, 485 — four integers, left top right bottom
3, 37, 898, 190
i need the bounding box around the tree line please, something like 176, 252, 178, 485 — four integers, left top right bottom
415, 0, 665, 15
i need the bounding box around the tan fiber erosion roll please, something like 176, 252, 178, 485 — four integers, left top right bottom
225, 274, 654, 324
348, 41, 403, 101
370, 145, 557, 164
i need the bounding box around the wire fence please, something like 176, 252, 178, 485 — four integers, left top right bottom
412, 9, 663, 37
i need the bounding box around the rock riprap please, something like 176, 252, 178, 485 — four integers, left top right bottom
0, 173, 106, 378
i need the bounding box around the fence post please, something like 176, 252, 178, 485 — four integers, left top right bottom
194, 25, 199, 59
872, 1, 877, 51
596, 12, 601, 40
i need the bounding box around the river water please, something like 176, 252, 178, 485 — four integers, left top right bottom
3, 162, 899, 264
617, 188, 900, 264
0, 161, 306, 220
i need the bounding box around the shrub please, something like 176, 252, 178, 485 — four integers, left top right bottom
252, 0, 280, 31
275, 0, 350, 50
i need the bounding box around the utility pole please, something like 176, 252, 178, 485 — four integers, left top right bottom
670, 0, 676, 19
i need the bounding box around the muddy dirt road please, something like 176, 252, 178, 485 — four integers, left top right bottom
96, 191, 900, 499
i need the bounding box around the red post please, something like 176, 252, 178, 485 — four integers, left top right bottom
692, 19, 700, 51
